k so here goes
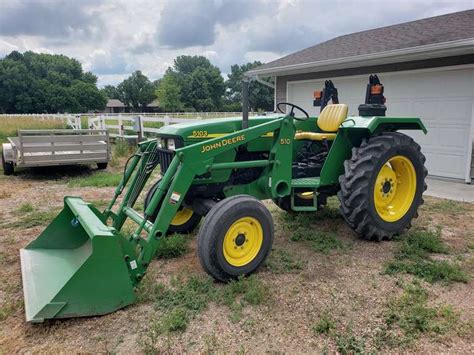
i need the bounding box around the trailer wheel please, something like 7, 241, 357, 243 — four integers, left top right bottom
97, 162, 108, 170
2, 152, 14, 176
338, 132, 427, 241
144, 178, 201, 234
197, 195, 274, 282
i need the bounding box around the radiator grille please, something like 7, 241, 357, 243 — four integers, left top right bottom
156, 147, 174, 173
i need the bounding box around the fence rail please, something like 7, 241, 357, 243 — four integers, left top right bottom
0, 112, 271, 139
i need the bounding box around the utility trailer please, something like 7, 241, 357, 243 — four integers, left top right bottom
2, 129, 110, 175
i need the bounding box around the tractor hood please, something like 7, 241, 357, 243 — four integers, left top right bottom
157, 115, 284, 144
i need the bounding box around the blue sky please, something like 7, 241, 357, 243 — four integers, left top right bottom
0, 0, 472, 86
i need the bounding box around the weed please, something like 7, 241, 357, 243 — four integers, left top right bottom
68, 171, 122, 188
385, 228, 469, 283
113, 139, 134, 158
375, 281, 461, 348
155, 234, 189, 259
220, 275, 269, 306
313, 313, 336, 334
17, 202, 34, 213
265, 249, 305, 273
335, 328, 365, 355
161, 307, 187, 332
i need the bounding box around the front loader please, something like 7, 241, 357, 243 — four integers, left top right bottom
20, 75, 428, 322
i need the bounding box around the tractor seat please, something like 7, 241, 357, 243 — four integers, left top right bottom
295, 104, 348, 141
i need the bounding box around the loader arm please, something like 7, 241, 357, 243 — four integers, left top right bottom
107, 115, 295, 282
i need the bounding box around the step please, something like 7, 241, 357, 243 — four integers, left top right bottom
291, 177, 320, 188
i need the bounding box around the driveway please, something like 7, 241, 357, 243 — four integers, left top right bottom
426, 177, 474, 202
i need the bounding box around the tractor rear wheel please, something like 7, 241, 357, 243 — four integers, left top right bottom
197, 195, 274, 282
144, 178, 202, 234
338, 132, 427, 241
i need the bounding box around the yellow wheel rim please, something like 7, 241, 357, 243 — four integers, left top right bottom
297, 191, 314, 200
223, 217, 263, 267
171, 208, 193, 226
374, 155, 417, 222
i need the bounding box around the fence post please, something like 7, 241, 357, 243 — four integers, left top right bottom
118, 115, 123, 138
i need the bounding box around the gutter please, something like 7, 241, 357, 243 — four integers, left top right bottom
246, 38, 474, 76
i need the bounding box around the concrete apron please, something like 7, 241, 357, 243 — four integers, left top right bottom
425, 177, 474, 203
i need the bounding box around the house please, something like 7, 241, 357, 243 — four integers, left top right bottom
247, 10, 474, 182
105, 99, 127, 113
104, 99, 160, 113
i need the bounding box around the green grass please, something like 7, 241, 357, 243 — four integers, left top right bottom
312, 313, 336, 334
17, 202, 34, 213
68, 171, 122, 188
384, 228, 469, 284
265, 249, 305, 273
0, 116, 65, 143
290, 228, 346, 254
375, 281, 460, 348
113, 139, 135, 158
335, 328, 366, 355
425, 199, 468, 214
155, 234, 189, 259
4, 209, 59, 229
138, 273, 269, 347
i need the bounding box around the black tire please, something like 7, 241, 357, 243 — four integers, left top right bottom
97, 162, 108, 170
144, 178, 202, 234
338, 132, 427, 241
197, 195, 274, 282
2, 152, 14, 176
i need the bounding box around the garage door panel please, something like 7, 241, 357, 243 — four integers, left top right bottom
286, 68, 474, 180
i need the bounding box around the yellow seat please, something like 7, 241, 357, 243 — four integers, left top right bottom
295, 104, 348, 141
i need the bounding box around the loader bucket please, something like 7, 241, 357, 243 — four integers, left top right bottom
20, 197, 136, 322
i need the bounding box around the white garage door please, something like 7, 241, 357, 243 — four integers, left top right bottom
287, 68, 474, 180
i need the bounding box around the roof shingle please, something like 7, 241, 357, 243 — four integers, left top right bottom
254, 10, 474, 72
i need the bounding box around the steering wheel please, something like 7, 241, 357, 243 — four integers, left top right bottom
276, 102, 310, 121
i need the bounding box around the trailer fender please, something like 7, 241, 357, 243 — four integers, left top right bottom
2, 143, 15, 163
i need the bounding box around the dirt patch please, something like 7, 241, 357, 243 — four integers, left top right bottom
0, 171, 472, 353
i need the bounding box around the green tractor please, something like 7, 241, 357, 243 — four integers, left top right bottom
20, 75, 427, 322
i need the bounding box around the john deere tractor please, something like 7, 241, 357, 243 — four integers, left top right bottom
20, 75, 427, 322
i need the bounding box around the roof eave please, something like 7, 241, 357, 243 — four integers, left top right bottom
246, 38, 474, 77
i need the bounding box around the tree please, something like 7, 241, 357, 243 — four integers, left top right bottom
165, 55, 224, 111
0, 51, 106, 113
156, 74, 183, 112
117, 70, 156, 112
225, 61, 274, 111
101, 85, 120, 99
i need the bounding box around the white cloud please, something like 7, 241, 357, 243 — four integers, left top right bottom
0, 0, 471, 86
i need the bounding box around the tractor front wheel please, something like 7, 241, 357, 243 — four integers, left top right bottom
144, 178, 202, 234
338, 132, 427, 241
197, 195, 274, 282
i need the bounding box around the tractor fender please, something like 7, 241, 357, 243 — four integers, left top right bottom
341, 116, 427, 135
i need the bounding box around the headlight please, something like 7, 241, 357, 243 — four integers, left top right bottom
156, 138, 163, 148
167, 139, 176, 150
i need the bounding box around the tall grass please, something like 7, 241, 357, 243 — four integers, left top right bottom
0, 117, 65, 143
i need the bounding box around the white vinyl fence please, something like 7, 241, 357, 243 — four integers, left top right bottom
0, 112, 268, 139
